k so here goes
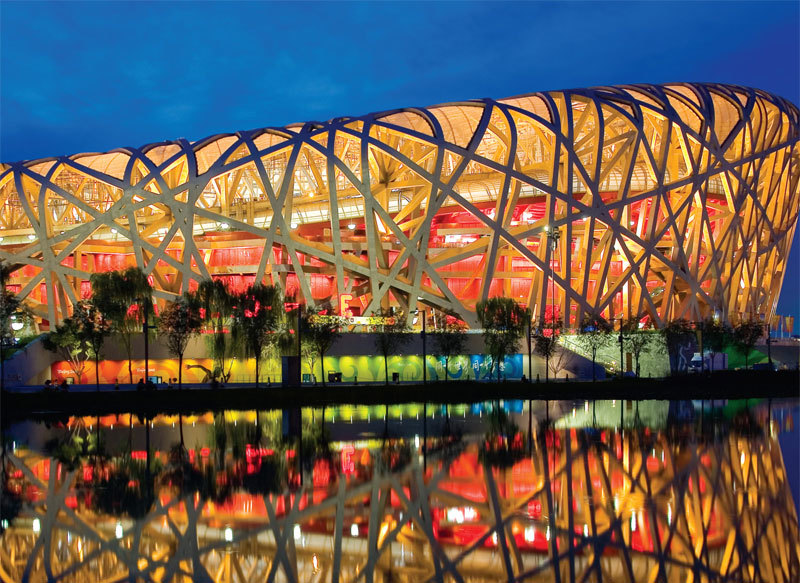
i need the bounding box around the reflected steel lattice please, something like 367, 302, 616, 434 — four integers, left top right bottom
1, 424, 798, 582
0, 83, 798, 327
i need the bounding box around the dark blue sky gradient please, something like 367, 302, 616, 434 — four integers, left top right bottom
1, 1, 798, 327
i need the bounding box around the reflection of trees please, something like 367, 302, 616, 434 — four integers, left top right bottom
301, 420, 334, 474
480, 408, 525, 468
1, 436, 21, 534
377, 440, 412, 473
44, 419, 104, 471
93, 457, 155, 519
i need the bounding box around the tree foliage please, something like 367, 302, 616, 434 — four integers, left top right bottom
89, 267, 153, 383
43, 315, 91, 381
372, 308, 411, 385
476, 298, 529, 381
230, 283, 284, 387
196, 278, 235, 381
74, 300, 112, 390
0, 261, 21, 343
431, 316, 468, 381
699, 318, 732, 372
301, 307, 344, 386
733, 319, 763, 370
574, 315, 613, 381
44, 300, 111, 387
158, 294, 203, 389
660, 318, 695, 375
621, 319, 654, 377
533, 319, 565, 380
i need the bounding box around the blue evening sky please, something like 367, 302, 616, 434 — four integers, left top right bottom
1, 1, 798, 327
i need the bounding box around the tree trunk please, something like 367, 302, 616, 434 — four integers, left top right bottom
128, 358, 133, 385
95, 355, 100, 392
320, 349, 326, 387
255, 352, 260, 388
178, 353, 183, 390
384, 355, 389, 385
444, 357, 449, 382
545, 353, 549, 382
179, 413, 185, 451
591, 349, 596, 382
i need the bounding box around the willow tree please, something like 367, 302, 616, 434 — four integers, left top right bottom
476, 298, 528, 382
231, 283, 284, 387
197, 278, 235, 382
90, 267, 152, 383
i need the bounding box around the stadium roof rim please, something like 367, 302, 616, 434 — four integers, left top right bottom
2, 81, 798, 170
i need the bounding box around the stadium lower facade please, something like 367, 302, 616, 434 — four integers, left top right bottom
1, 83, 798, 329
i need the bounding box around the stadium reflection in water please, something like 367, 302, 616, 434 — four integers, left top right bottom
1, 399, 798, 582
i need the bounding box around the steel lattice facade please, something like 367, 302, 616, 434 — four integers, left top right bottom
0, 83, 798, 328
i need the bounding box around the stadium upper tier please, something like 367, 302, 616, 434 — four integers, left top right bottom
1, 83, 798, 328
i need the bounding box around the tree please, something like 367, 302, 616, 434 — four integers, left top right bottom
90, 268, 153, 383
574, 315, 613, 381
372, 308, 411, 385
0, 262, 21, 390
476, 298, 529, 382
733, 319, 763, 370
699, 318, 732, 373
431, 317, 468, 381
621, 319, 654, 377
43, 316, 91, 382
660, 318, 694, 375
158, 294, 203, 390
231, 283, 284, 388
74, 300, 112, 391
301, 307, 343, 387
533, 320, 563, 381
196, 278, 235, 381
0, 262, 20, 340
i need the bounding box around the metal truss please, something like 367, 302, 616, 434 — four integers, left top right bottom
0, 83, 798, 328
1, 426, 797, 582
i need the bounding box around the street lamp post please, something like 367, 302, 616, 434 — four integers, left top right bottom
617, 318, 624, 378
138, 297, 156, 384
0, 333, 11, 393
544, 225, 561, 382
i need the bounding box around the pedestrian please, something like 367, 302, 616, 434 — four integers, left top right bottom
60, 379, 68, 392
114, 379, 120, 391
167, 378, 174, 390
137, 378, 144, 391
43, 380, 52, 392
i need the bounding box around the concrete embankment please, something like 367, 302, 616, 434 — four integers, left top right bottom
2, 370, 797, 420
